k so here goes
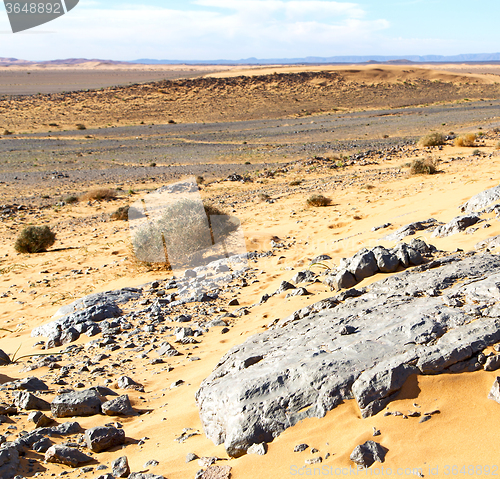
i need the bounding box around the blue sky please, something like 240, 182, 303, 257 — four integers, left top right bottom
0, 0, 498, 61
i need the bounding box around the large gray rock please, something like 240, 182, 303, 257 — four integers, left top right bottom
347, 249, 378, 281
371, 246, 399, 273
460, 184, 500, 213
44, 445, 92, 467
32, 300, 124, 346
196, 253, 500, 457
51, 389, 102, 418
102, 395, 135, 416
432, 214, 481, 238
324, 269, 357, 291
85, 425, 125, 452
350, 440, 386, 468
15, 391, 51, 411
0, 444, 19, 479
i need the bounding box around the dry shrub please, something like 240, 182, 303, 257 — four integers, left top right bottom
419, 132, 446, 147
495, 141, 500, 150
410, 158, 437, 175
258, 193, 270, 202
111, 206, 129, 221
454, 133, 476, 147
64, 195, 78, 204
15, 226, 56, 253
307, 194, 332, 207
81, 188, 116, 201
196, 176, 204, 185
289, 179, 302, 186
76, 124, 86, 130
131, 199, 239, 270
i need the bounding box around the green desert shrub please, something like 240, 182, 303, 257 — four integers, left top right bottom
410, 158, 437, 175
15, 226, 56, 253
64, 195, 78, 204
307, 194, 332, 207
131, 199, 239, 268
75, 124, 86, 130
419, 132, 446, 147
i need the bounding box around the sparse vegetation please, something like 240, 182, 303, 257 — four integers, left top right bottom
454, 133, 476, 147
258, 193, 270, 202
472, 149, 481, 156
419, 132, 446, 147
81, 188, 116, 201
196, 176, 204, 185
75, 124, 87, 130
307, 194, 332, 207
111, 206, 129, 221
496, 141, 500, 150
149, 162, 157, 167
409, 158, 437, 175
3, 129, 13, 135
131, 199, 240, 269
64, 195, 78, 204
289, 179, 302, 186
14, 226, 56, 253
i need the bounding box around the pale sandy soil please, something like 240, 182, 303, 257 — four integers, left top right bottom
2, 130, 500, 477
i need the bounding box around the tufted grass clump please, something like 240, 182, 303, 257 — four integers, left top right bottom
409, 158, 437, 175
419, 132, 446, 147
307, 194, 332, 207
111, 206, 129, 221
15, 226, 56, 253
454, 133, 476, 147
81, 188, 116, 201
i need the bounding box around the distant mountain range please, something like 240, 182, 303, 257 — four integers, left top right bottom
1, 53, 500, 67
133, 53, 500, 65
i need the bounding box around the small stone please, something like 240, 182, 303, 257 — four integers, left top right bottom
112, 456, 130, 477
419, 415, 432, 423
305, 457, 322, 465
198, 456, 218, 467
484, 355, 500, 371
247, 443, 266, 455
200, 465, 231, 479
144, 459, 159, 468
228, 299, 239, 306
28, 411, 54, 428
117, 376, 144, 392
186, 452, 198, 463
102, 395, 135, 416
372, 427, 381, 436
350, 441, 386, 468
294, 443, 309, 452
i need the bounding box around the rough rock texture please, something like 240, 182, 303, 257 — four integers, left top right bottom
0, 350, 10, 366
0, 444, 20, 479
383, 218, 440, 241
128, 474, 165, 479
44, 445, 92, 467
432, 214, 481, 238
102, 395, 135, 416
112, 456, 131, 477
350, 440, 387, 468
85, 425, 125, 452
201, 466, 232, 479
15, 391, 51, 411
459, 184, 500, 213
488, 377, 500, 403
196, 253, 500, 456
51, 389, 102, 418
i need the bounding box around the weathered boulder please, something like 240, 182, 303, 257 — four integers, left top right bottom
112, 455, 131, 477
347, 249, 378, 281
371, 246, 399, 273
324, 269, 357, 291
350, 440, 387, 468
291, 270, 317, 284
0, 444, 20, 479
117, 376, 144, 391
459, 184, 500, 213
45, 445, 92, 467
484, 355, 500, 371
28, 411, 54, 428
201, 466, 232, 479
196, 254, 500, 456
102, 395, 135, 416
85, 425, 125, 452
432, 214, 481, 238
51, 389, 102, 418
15, 391, 51, 411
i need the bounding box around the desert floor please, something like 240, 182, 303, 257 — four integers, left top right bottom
1, 64, 500, 479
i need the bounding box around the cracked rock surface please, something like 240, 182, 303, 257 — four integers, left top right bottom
196, 253, 500, 456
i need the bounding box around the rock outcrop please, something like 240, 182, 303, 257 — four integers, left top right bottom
196, 253, 500, 456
